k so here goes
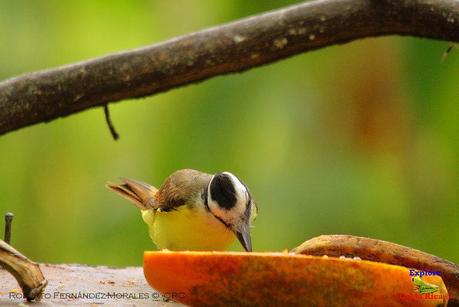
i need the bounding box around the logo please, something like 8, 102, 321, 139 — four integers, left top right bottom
408, 269, 441, 294
412, 276, 439, 294
399, 269, 449, 302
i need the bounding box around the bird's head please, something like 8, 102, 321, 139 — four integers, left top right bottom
206, 172, 257, 252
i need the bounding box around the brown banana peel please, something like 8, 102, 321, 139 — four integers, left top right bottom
291, 234, 459, 305
0, 239, 47, 301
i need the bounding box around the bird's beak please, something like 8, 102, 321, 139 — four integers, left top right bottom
235, 223, 252, 252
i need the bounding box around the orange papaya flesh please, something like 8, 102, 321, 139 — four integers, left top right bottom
144, 251, 448, 307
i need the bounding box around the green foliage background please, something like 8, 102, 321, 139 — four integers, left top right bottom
0, 1, 457, 266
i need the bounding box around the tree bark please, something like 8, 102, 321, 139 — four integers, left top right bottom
0, 0, 458, 136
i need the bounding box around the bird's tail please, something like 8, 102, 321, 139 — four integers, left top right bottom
106, 178, 158, 210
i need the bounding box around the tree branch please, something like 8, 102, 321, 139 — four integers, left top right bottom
0, 240, 47, 301
1, 0, 458, 135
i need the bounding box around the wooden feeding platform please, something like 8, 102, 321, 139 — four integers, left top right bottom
0, 263, 181, 306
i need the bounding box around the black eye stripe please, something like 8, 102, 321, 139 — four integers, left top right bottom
210, 173, 237, 210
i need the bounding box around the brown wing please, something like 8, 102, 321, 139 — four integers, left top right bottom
106, 178, 158, 210
155, 169, 212, 211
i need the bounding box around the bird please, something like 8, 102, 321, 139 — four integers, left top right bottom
106, 169, 257, 252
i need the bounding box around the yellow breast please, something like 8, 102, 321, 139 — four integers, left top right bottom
141, 205, 235, 251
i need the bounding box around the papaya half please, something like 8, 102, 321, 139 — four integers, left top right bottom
144, 251, 448, 307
